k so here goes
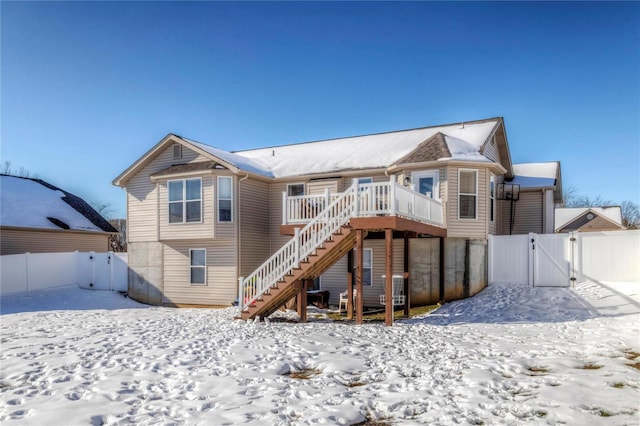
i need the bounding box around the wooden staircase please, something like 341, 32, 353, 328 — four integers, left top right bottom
240, 225, 358, 320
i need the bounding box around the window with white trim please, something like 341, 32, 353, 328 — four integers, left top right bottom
353, 248, 373, 286
190, 249, 206, 285
490, 174, 495, 222
287, 183, 305, 196
412, 170, 439, 199
218, 176, 233, 222
168, 178, 202, 223
458, 169, 478, 219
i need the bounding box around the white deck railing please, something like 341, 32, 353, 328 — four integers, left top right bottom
283, 178, 444, 227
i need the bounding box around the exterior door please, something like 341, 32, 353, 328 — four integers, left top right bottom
532, 233, 572, 287
413, 171, 438, 199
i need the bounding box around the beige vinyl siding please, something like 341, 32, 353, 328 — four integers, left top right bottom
0, 228, 110, 255
509, 190, 543, 235
128, 145, 211, 243
163, 239, 237, 305
306, 179, 338, 195
269, 181, 292, 252
319, 256, 349, 305
446, 167, 488, 239
158, 176, 214, 240
482, 136, 502, 163
317, 239, 405, 306
239, 178, 271, 277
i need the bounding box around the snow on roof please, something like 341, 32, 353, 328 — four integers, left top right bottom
182, 138, 274, 178
228, 119, 499, 178
555, 207, 623, 230
0, 175, 115, 233
510, 162, 558, 188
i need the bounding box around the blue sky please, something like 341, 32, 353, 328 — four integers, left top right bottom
2, 1, 638, 218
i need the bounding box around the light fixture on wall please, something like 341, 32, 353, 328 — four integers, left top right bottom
404, 176, 412, 186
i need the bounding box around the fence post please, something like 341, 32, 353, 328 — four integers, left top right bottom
528, 233, 535, 287
354, 186, 360, 217
25, 252, 30, 293
282, 191, 288, 225
294, 227, 301, 268
238, 277, 244, 315
108, 251, 114, 291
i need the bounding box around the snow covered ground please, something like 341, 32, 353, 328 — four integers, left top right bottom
1, 282, 638, 425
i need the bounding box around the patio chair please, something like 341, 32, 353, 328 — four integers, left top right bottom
380, 275, 406, 306
339, 289, 357, 312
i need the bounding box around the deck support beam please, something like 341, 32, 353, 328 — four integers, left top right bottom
296, 280, 308, 322
355, 229, 364, 325
385, 228, 393, 326
439, 237, 445, 303
347, 250, 354, 320
403, 232, 410, 318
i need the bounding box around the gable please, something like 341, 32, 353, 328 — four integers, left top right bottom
396, 133, 451, 164
558, 210, 625, 232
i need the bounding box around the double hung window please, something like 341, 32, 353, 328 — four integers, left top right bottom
218, 176, 233, 222
190, 249, 206, 285
169, 179, 202, 223
458, 169, 478, 219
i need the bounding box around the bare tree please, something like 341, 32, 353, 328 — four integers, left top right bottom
621, 200, 640, 230
90, 200, 115, 220
109, 218, 127, 252
2, 160, 35, 178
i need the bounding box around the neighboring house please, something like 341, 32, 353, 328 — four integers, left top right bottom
113, 117, 563, 322
555, 207, 625, 233
0, 175, 117, 255
507, 162, 563, 235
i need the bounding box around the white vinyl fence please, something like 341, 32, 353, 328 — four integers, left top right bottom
0, 251, 128, 296
489, 230, 640, 287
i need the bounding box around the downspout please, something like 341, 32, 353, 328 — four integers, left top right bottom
236, 173, 250, 295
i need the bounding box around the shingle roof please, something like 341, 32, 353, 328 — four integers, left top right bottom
396, 133, 452, 164
0, 174, 117, 233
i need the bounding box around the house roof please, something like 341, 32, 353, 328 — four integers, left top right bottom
0, 175, 117, 233
555, 206, 624, 231
114, 117, 506, 186
234, 118, 500, 178
510, 162, 559, 188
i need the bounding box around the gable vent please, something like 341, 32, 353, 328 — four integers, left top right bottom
172, 144, 182, 159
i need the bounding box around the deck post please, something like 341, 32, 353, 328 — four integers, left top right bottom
385, 228, 393, 326
347, 250, 354, 320
282, 191, 287, 225
403, 233, 410, 318
325, 188, 330, 211
238, 277, 244, 315
439, 237, 445, 303
294, 227, 300, 268
297, 280, 308, 322
355, 229, 364, 325
389, 176, 396, 216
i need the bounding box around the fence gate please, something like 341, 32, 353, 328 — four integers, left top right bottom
91, 252, 111, 290
531, 233, 574, 287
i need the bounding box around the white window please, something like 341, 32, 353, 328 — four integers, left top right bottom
412, 171, 439, 199
218, 176, 233, 222
168, 178, 202, 223
458, 169, 478, 219
490, 174, 495, 222
287, 183, 305, 196
190, 249, 206, 285
353, 248, 373, 287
